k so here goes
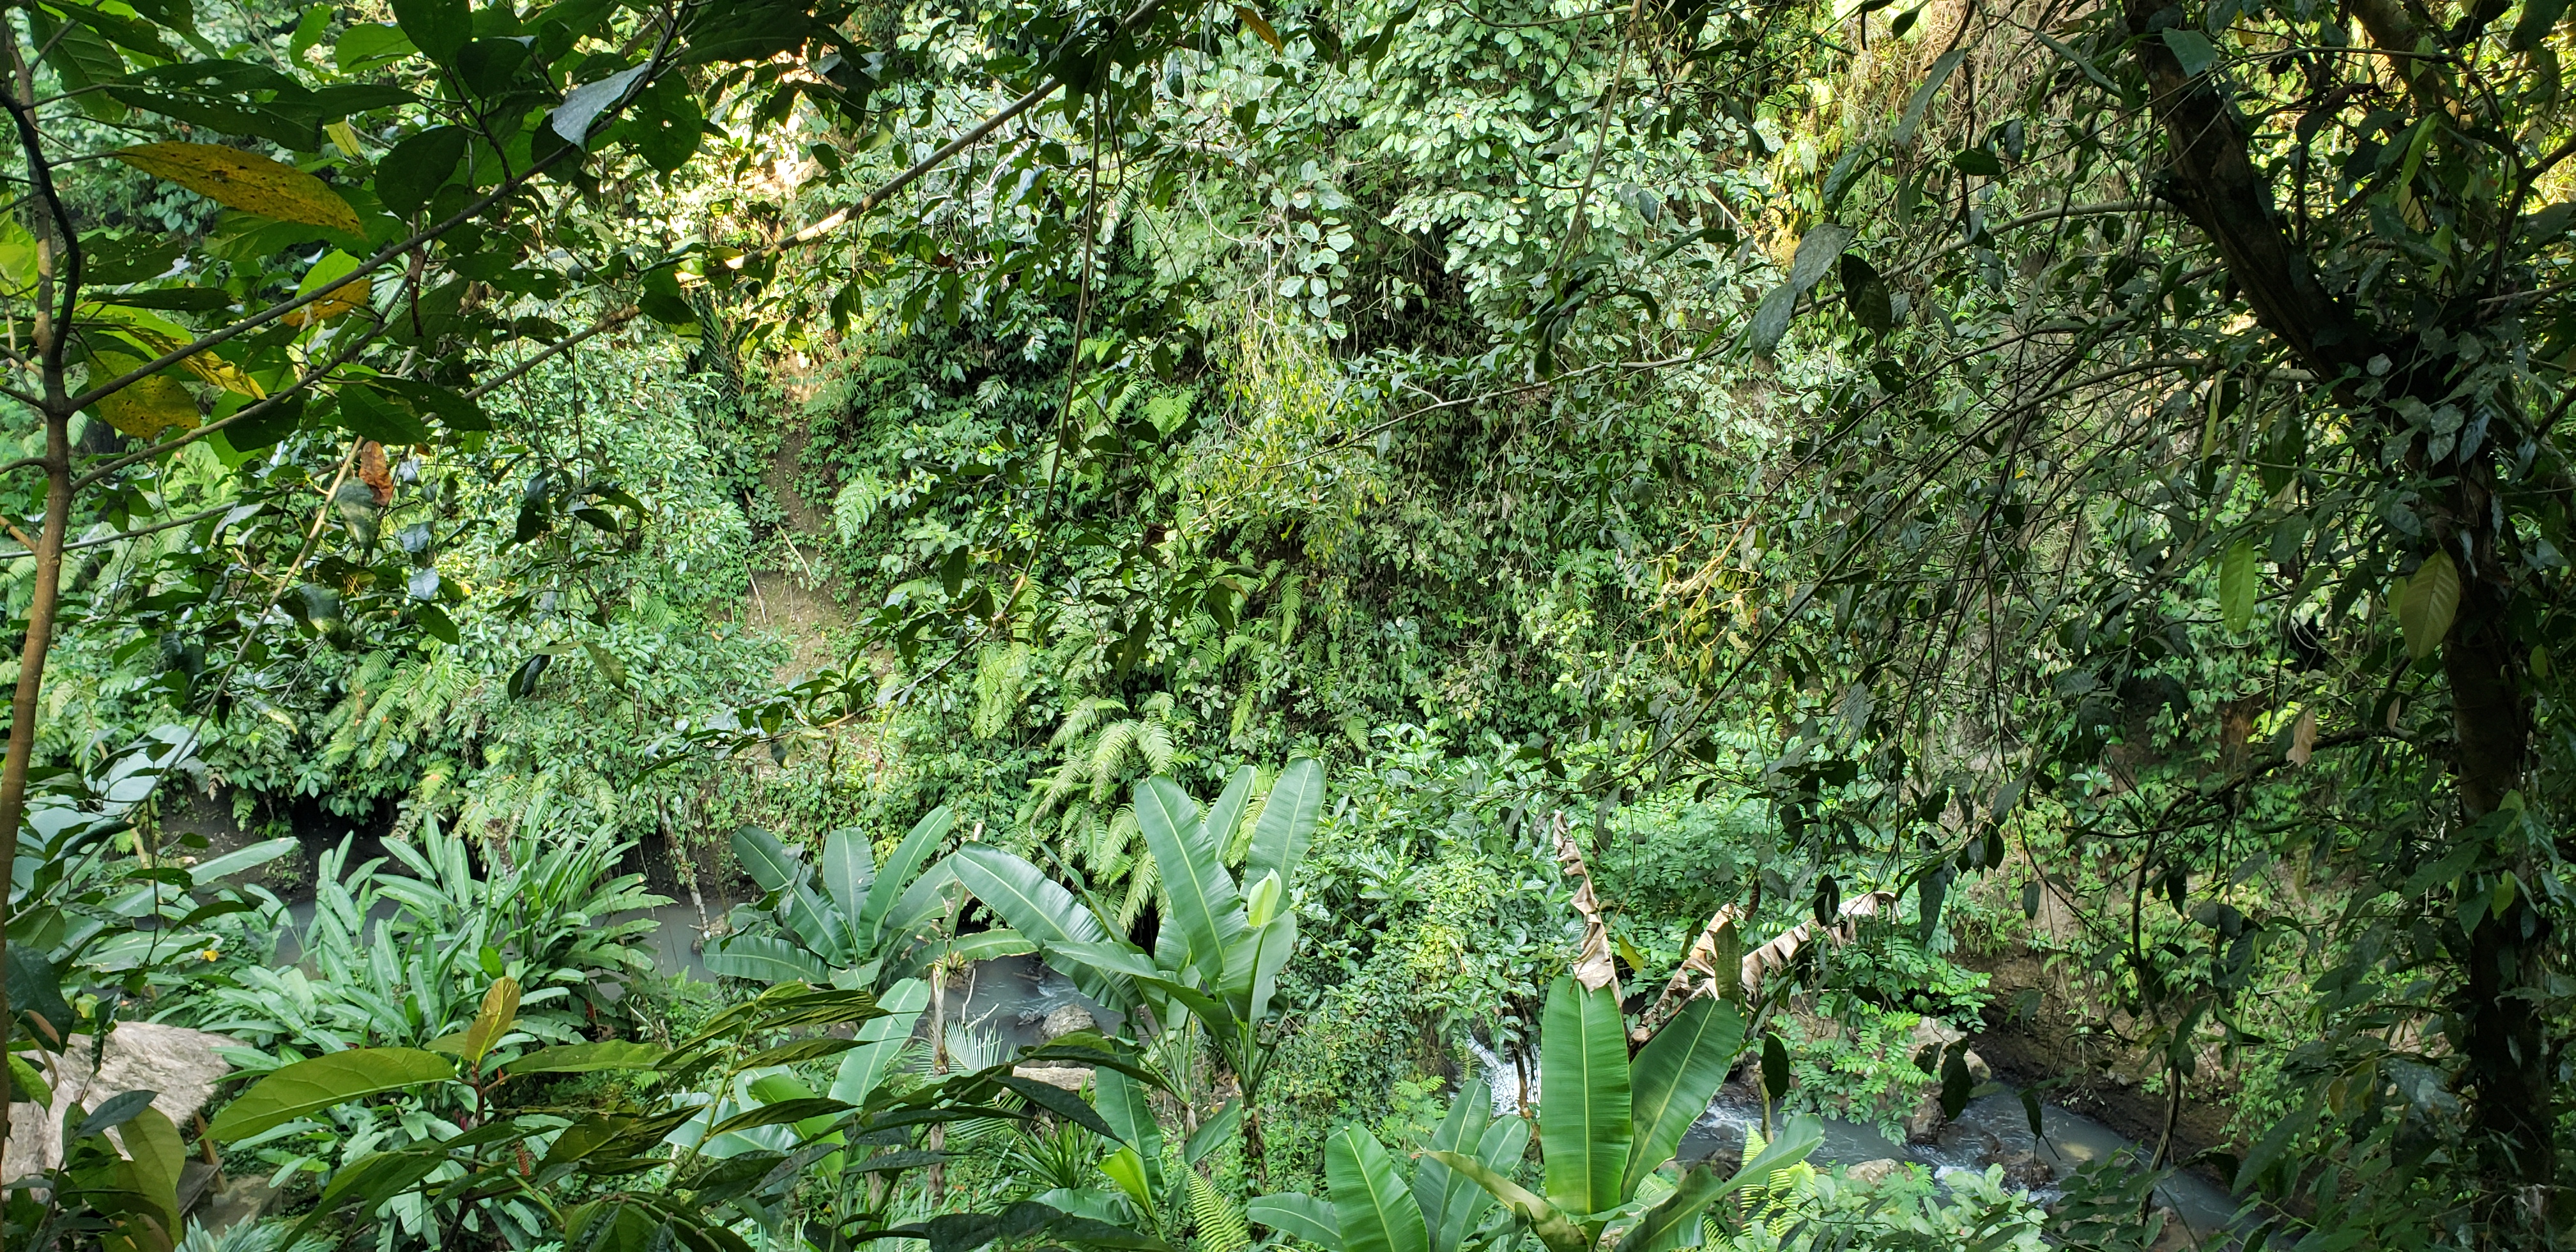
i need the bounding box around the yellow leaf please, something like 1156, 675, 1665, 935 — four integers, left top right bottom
89, 353, 199, 439
326, 120, 363, 159
1233, 3, 1283, 50
286, 275, 369, 326
461, 976, 521, 1065
287, 249, 369, 326
84, 305, 266, 398
111, 142, 362, 234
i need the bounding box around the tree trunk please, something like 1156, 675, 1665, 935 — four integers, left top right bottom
2119, 0, 2559, 1219
0, 424, 73, 1201
2444, 523, 2552, 1220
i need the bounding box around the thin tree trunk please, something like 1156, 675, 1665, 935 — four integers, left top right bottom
927, 960, 948, 1204
0, 13, 79, 1209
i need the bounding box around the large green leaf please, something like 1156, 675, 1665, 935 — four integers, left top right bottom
1421, 1151, 1587, 1252
1134, 775, 1241, 983
821, 826, 875, 928
831, 977, 928, 1104
948, 844, 1110, 943
861, 807, 954, 942
934, 929, 1038, 963
1204, 765, 1257, 859
947, 844, 1124, 1002
1220, 910, 1296, 1023
1414, 1081, 1490, 1252
1623, 996, 1746, 1198
703, 934, 832, 984
732, 826, 799, 894
1251, 1193, 1344, 1251
1245, 757, 1323, 885
1328, 1125, 1429, 1252
1414, 1079, 1524, 1252
1540, 975, 1632, 1217
510, 1041, 668, 1075
878, 861, 964, 954
210, 1048, 453, 1140
1094, 1066, 1167, 1197
1608, 1165, 1723, 1252
779, 882, 853, 965
186, 836, 299, 886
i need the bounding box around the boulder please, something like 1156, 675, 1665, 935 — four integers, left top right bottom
196, 1172, 280, 1238
2145, 1206, 2193, 1252
1011, 1064, 1094, 1092
2000, 1153, 2056, 1191
1844, 1158, 1905, 1186
3, 1023, 238, 1183
1037, 1004, 1097, 1042
1963, 1050, 1993, 1083
1907, 1017, 1966, 1055
1903, 1092, 1946, 1144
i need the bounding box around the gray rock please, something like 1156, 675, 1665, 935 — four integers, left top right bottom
2001, 1153, 2056, 1191
1907, 1017, 1966, 1055
1844, 1158, 1905, 1186
1903, 1092, 1947, 1144
4, 1022, 237, 1183
1963, 1049, 1993, 1083
1037, 1004, 1097, 1041
1011, 1064, 1094, 1091
195, 1172, 280, 1237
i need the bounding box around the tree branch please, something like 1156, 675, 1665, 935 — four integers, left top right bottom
723, 0, 1171, 271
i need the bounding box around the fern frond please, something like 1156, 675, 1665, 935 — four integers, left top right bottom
1039, 754, 1089, 816
1090, 721, 1140, 801
1050, 696, 1126, 747
1186, 1170, 1250, 1252
1119, 851, 1161, 929
1137, 721, 1176, 774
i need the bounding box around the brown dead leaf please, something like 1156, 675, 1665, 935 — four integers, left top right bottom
2288, 706, 2318, 767
357, 441, 393, 505
1552, 816, 1619, 996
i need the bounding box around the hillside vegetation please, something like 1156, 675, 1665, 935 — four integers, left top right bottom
0, 0, 2568, 1249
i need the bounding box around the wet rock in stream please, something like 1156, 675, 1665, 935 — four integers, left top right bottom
1844, 1158, 1905, 1186
1035, 1004, 1097, 1041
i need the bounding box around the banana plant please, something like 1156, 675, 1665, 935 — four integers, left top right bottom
1423, 977, 1819, 1252
707, 805, 1027, 989
946, 758, 1325, 1174
215, 976, 1174, 1252
1248, 1078, 1528, 1252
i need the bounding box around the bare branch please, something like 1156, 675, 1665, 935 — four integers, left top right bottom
0, 500, 254, 560
464, 305, 640, 401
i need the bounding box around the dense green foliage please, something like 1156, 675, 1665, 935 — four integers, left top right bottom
9, 0, 2576, 1248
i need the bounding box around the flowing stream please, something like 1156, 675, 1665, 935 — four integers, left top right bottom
1471, 1041, 2246, 1239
